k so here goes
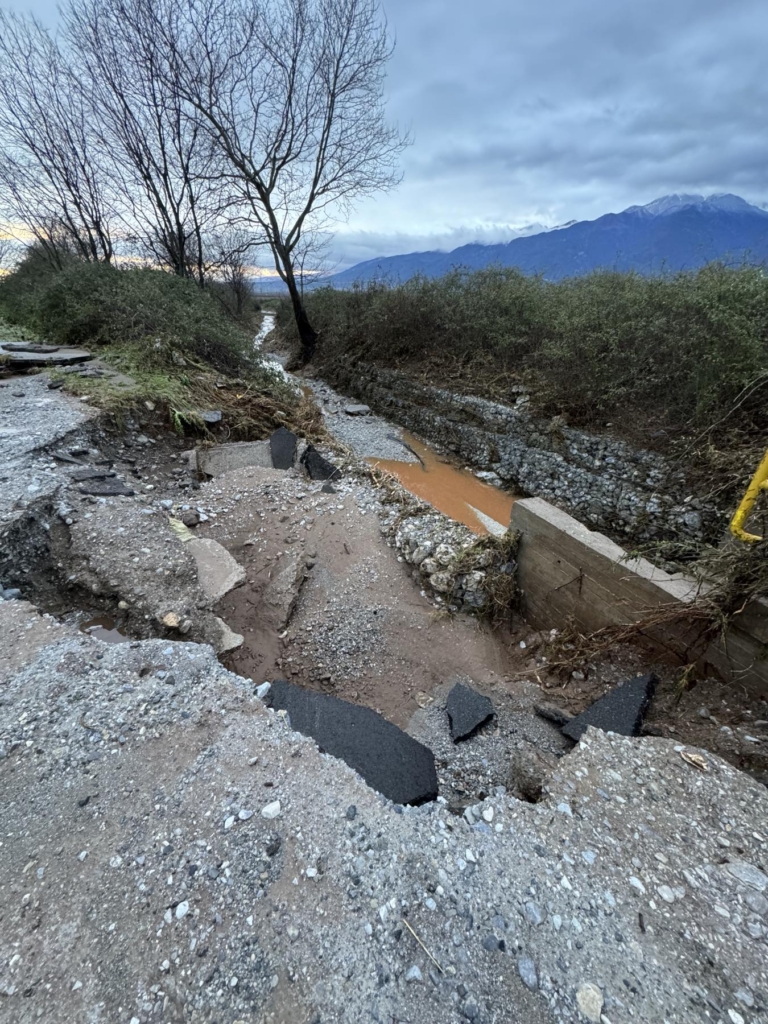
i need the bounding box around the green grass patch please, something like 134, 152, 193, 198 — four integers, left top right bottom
0, 250, 320, 441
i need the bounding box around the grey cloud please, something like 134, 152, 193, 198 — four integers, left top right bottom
16, 0, 768, 270
329, 0, 768, 262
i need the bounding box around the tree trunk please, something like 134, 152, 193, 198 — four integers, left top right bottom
285, 265, 318, 365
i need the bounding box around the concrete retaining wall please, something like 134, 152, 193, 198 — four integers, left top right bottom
511, 497, 768, 696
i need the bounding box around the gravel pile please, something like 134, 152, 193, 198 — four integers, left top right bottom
1, 634, 766, 1023
306, 378, 420, 462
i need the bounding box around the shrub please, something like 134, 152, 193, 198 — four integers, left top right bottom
0, 251, 253, 373
279, 264, 768, 438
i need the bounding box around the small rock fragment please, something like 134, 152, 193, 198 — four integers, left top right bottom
517, 956, 538, 991
576, 982, 604, 1021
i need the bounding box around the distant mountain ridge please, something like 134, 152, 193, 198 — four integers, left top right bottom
327, 193, 768, 286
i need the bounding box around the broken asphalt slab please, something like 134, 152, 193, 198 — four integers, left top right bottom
300, 444, 341, 481
0, 342, 92, 368
267, 679, 438, 805
78, 479, 135, 497
561, 672, 658, 743
446, 681, 495, 741
269, 426, 297, 469
186, 537, 246, 604
196, 441, 272, 477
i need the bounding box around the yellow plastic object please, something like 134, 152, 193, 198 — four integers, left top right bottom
730, 449, 768, 542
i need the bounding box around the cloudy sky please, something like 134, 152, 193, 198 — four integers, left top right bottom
17, 0, 768, 269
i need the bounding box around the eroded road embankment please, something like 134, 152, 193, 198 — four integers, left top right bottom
0, 370, 766, 1024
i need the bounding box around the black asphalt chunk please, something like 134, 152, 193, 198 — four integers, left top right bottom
301, 444, 342, 481
561, 673, 658, 743
446, 682, 495, 741
321, 482, 337, 494
70, 468, 116, 482
270, 426, 298, 470
53, 451, 85, 465
78, 479, 136, 497
268, 679, 438, 805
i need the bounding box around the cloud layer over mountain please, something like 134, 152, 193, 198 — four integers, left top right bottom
18, 0, 768, 272
326, 0, 768, 269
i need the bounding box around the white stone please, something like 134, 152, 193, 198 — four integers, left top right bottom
576, 982, 604, 1022
176, 901, 189, 919
261, 800, 282, 819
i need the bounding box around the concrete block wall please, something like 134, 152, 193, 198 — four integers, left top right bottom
511, 497, 768, 696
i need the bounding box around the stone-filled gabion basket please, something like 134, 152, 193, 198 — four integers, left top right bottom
387, 510, 519, 617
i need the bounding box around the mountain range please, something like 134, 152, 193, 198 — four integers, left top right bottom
326, 194, 768, 287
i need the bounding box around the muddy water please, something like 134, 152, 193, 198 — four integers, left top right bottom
81, 617, 129, 643
369, 432, 515, 535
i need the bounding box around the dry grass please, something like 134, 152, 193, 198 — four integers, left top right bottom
55, 345, 327, 445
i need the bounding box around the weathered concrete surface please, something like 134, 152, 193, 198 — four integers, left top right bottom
196, 440, 272, 477
0, 375, 98, 529
513, 496, 700, 634
513, 496, 768, 695
0, 341, 91, 367
187, 536, 246, 603
0, 634, 766, 1024
268, 677, 439, 805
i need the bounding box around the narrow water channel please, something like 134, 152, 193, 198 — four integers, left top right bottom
262, 320, 515, 536
369, 432, 515, 536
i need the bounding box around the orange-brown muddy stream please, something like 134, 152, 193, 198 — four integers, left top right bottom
369, 432, 515, 535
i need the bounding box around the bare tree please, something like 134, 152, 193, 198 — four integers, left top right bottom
114, 0, 406, 363
0, 12, 114, 263
64, 0, 229, 283
206, 227, 263, 317
0, 231, 16, 273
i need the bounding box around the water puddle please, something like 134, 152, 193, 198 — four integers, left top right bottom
369, 432, 515, 535
81, 616, 129, 643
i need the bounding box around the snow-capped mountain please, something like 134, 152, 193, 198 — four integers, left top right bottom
327, 193, 768, 286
